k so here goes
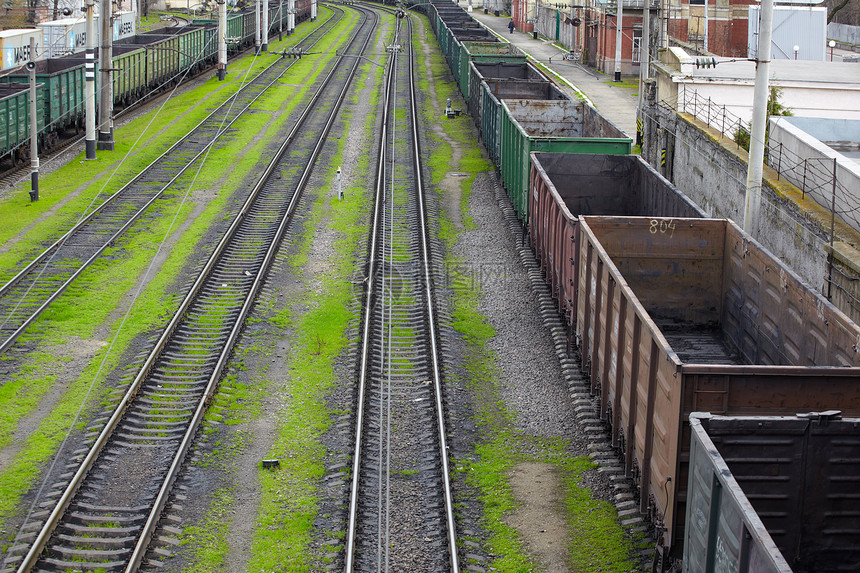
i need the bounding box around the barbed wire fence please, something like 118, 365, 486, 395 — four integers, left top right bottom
651, 88, 860, 320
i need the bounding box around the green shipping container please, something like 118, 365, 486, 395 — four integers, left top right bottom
456, 41, 526, 102
0, 83, 46, 161
499, 99, 632, 222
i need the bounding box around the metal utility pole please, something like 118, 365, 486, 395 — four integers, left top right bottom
703, 0, 708, 52
660, 0, 668, 49
614, 0, 623, 81
262, 0, 269, 51
311, 0, 317, 21
85, 0, 96, 159
218, 0, 227, 80
743, 0, 774, 235
255, 0, 261, 53
642, 0, 650, 80
98, 0, 114, 150
288, 0, 295, 35
637, 0, 650, 145
28, 37, 39, 202
279, 0, 283, 39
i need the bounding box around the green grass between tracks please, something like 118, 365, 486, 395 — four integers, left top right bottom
0, 9, 335, 540
415, 16, 644, 573
177, 6, 377, 572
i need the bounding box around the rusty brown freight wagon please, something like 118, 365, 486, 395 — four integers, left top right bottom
528, 153, 705, 332
574, 216, 860, 562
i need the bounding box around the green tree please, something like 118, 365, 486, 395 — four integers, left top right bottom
734, 86, 792, 152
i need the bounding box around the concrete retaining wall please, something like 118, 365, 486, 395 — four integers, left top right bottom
768, 117, 860, 235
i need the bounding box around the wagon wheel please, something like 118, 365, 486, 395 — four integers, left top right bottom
12, 148, 25, 167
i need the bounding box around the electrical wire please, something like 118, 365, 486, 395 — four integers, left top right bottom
11, 36, 269, 552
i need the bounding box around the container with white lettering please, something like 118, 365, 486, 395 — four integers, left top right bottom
0, 29, 44, 71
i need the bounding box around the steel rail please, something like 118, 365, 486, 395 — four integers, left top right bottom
344, 8, 459, 571
124, 11, 377, 569
0, 10, 341, 355
344, 18, 396, 573
14, 7, 374, 571
406, 13, 460, 571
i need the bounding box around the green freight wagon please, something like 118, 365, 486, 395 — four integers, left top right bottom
480, 79, 568, 166
193, 13, 244, 51
116, 35, 182, 90
455, 41, 526, 101
468, 60, 549, 124
143, 26, 209, 74
0, 83, 46, 165
110, 45, 146, 106
499, 99, 631, 222
0, 58, 84, 137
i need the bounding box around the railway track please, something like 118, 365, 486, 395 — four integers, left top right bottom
1, 5, 378, 572
344, 11, 459, 572
0, 9, 342, 356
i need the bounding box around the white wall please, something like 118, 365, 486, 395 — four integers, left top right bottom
768, 117, 860, 235
667, 53, 860, 130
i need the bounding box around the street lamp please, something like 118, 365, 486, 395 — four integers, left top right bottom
829, 40, 835, 61
793, 44, 799, 60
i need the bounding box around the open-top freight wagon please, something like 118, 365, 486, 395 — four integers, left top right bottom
453, 41, 525, 102
479, 78, 568, 165
468, 60, 547, 122
574, 215, 860, 562
528, 153, 706, 332
0, 83, 46, 165
685, 412, 860, 572
0, 57, 85, 150
143, 25, 218, 76
500, 100, 631, 221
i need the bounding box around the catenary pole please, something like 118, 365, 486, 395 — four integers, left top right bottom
743, 0, 774, 235
255, 0, 261, 53
218, 0, 227, 80
98, 0, 114, 150
85, 0, 96, 159
29, 37, 39, 202
262, 0, 269, 51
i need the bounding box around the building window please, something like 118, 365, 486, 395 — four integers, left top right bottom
632, 26, 642, 62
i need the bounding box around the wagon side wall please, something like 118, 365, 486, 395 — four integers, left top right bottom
686, 413, 860, 572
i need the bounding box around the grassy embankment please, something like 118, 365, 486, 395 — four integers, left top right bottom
178, 7, 385, 572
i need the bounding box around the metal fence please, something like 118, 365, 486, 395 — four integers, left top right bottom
677, 88, 860, 236
659, 90, 860, 319
679, 87, 750, 145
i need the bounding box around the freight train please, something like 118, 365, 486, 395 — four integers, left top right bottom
0, 0, 313, 167
416, 1, 860, 571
